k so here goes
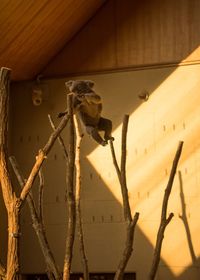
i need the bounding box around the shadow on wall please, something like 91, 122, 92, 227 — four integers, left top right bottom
9, 63, 200, 279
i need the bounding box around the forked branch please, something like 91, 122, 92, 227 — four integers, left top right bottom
9, 156, 61, 279
110, 115, 139, 280
148, 141, 183, 280
0, 66, 66, 279
20, 113, 69, 203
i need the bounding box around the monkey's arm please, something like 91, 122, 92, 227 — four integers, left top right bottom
77, 92, 101, 104
58, 94, 82, 118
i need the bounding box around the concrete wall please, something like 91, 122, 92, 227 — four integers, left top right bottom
9, 64, 200, 279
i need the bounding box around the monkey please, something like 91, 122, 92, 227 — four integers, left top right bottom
58, 80, 114, 146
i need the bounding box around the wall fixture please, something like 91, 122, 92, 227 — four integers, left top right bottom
32, 75, 43, 106
138, 90, 149, 101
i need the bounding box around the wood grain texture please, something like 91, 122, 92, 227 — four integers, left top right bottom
1, 0, 200, 80
43, 0, 200, 78
0, 0, 105, 80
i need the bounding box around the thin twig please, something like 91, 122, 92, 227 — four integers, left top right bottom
20, 114, 70, 203
109, 141, 121, 182
9, 156, 61, 279
38, 169, 45, 223
48, 114, 68, 160
148, 141, 184, 280
9, 156, 37, 219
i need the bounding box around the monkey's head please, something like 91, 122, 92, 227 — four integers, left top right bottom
65, 80, 94, 94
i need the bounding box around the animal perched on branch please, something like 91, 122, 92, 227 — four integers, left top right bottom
58, 80, 114, 146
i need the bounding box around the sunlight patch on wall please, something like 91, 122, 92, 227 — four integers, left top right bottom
87, 64, 200, 275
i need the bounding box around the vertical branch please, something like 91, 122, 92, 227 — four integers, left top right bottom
120, 115, 132, 222
0, 67, 20, 280
110, 115, 139, 280
178, 171, 197, 264
114, 213, 139, 280
74, 116, 89, 280
110, 141, 121, 181
161, 141, 183, 221
0, 67, 68, 279
63, 94, 76, 280
0, 67, 13, 208
9, 156, 61, 280
38, 169, 44, 222
148, 141, 183, 280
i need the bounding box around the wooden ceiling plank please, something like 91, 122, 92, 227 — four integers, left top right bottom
0, 0, 21, 26
1, 0, 71, 58
0, 0, 50, 54
23, 0, 105, 60
42, 0, 115, 77
0, 0, 106, 80
17, 0, 105, 80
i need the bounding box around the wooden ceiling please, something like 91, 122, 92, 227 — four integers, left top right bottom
0, 0, 105, 81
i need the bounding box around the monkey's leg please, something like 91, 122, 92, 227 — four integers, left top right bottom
85, 126, 107, 146
98, 118, 114, 141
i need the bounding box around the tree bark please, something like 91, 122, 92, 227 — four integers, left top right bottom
6, 201, 20, 280
20, 113, 69, 204
148, 141, 183, 280
74, 116, 89, 280
120, 115, 132, 222
0, 258, 6, 278
114, 214, 139, 280
178, 171, 197, 264
9, 156, 61, 280
110, 115, 139, 280
0, 67, 68, 279
48, 114, 68, 160
0, 67, 21, 280
63, 94, 76, 280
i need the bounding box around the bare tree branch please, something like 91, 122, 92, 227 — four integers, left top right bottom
178, 171, 197, 264
9, 156, 37, 220
120, 115, 132, 222
114, 213, 139, 280
74, 116, 89, 280
110, 115, 139, 280
0, 67, 14, 208
0, 67, 20, 280
63, 94, 76, 280
148, 141, 184, 280
38, 169, 44, 222
20, 113, 69, 204
48, 114, 68, 160
9, 156, 61, 280
110, 141, 121, 181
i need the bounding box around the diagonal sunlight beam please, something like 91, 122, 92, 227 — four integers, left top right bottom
87, 63, 200, 275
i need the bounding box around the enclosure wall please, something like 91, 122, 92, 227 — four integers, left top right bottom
9, 64, 200, 280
